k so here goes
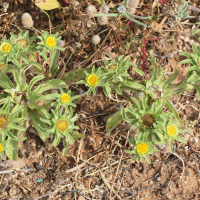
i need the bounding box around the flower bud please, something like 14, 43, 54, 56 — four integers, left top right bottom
91, 35, 101, 45
102, 5, 109, 14
86, 5, 97, 17
21, 13, 34, 28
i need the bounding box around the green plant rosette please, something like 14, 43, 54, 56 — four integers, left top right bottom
125, 131, 159, 164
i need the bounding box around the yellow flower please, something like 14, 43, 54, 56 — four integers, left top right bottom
1, 43, 11, 53
45, 37, 56, 47
0, 114, 9, 130
167, 124, 177, 137
0, 144, 3, 153
137, 143, 149, 154
61, 94, 70, 103
56, 119, 69, 132
0, 63, 6, 70
87, 74, 98, 86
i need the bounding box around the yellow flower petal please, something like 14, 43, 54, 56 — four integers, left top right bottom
61, 94, 70, 103
45, 37, 56, 47
56, 119, 69, 132
167, 124, 177, 137
0, 144, 3, 153
137, 143, 149, 154
87, 74, 98, 86
1, 43, 11, 53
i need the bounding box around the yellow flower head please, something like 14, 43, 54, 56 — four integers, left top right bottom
87, 74, 98, 86
0, 63, 6, 70
167, 124, 177, 137
0, 144, 3, 153
61, 94, 70, 103
0, 114, 9, 130
56, 119, 69, 132
45, 37, 56, 47
1, 43, 12, 53
137, 143, 149, 154
107, 63, 118, 71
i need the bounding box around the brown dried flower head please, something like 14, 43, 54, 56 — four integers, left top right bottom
141, 114, 155, 129
21, 13, 34, 28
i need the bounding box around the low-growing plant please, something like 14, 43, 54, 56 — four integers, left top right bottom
0, 26, 197, 164
0, 28, 84, 159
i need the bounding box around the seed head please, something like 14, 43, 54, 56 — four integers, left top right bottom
21, 13, 34, 28
97, 16, 108, 25
91, 35, 101, 45
102, 5, 109, 14
86, 5, 97, 17
127, 0, 140, 14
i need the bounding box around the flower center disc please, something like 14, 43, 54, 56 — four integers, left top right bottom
167, 125, 177, 137
87, 74, 98, 85
46, 37, 56, 47
137, 143, 149, 154
1, 43, 11, 53
141, 114, 155, 129
0, 114, 9, 130
56, 119, 69, 132
61, 94, 70, 103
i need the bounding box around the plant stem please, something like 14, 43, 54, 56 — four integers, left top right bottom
127, 13, 151, 20
95, 13, 122, 17
124, 0, 129, 8
123, 12, 147, 28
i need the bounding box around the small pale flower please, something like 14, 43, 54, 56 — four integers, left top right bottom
117, 5, 126, 13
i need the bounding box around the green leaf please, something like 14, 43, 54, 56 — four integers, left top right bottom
28, 75, 45, 95
179, 51, 193, 59
133, 68, 145, 76
34, 79, 68, 95
61, 68, 92, 84
28, 111, 49, 141
165, 98, 183, 125
50, 49, 60, 78
0, 72, 14, 89
5, 137, 18, 160
94, 0, 103, 6
106, 106, 132, 135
